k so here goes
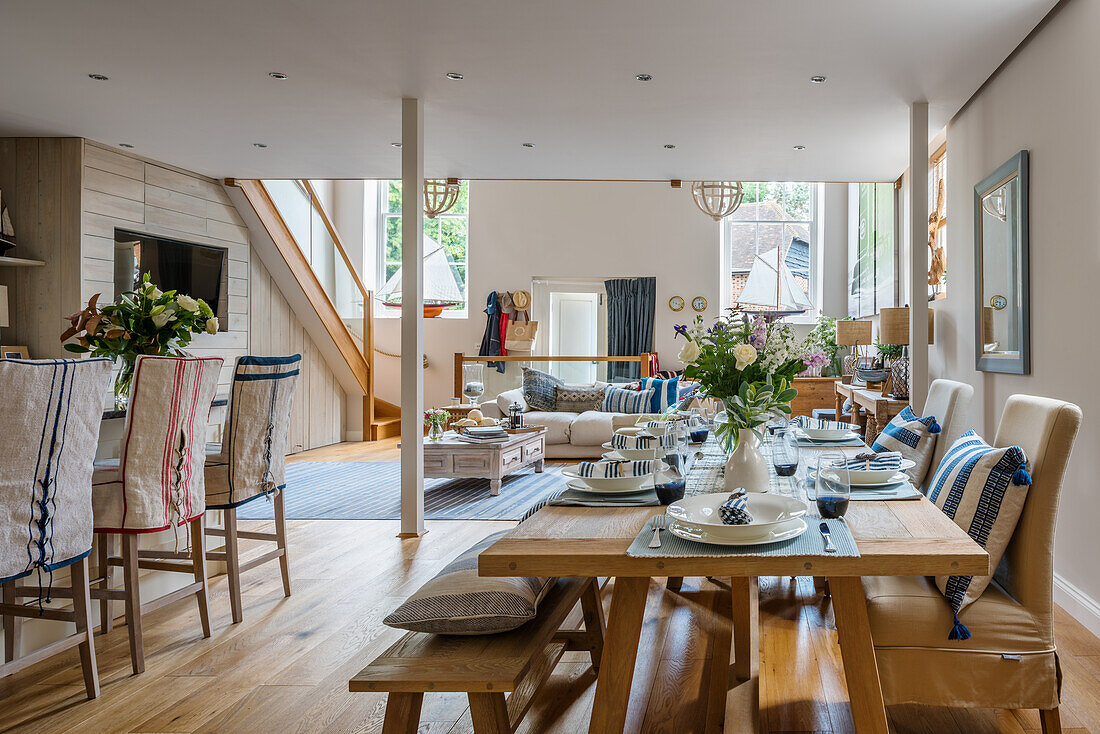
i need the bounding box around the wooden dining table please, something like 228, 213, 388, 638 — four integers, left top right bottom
477, 440, 990, 734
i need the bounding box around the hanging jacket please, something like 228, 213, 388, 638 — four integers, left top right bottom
479, 291, 506, 373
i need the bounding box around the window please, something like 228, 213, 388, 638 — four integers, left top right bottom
377, 179, 469, 316
929, 143, 947, 298
848, 183, 896, 317
724, 182, 821, 316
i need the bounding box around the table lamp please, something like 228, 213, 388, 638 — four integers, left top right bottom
879, 307, 912, 399
836, 319, 873, 376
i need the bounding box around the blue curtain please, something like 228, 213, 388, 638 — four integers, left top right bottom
605, 277, 655, 381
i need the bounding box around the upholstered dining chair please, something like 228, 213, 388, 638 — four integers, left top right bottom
1, 357, 112, 699
91, 354, 222, 675
203, 355, 301, 624
860, 395, 1082, 733
919, 378, 975, 493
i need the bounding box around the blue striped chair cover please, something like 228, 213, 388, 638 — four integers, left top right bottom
205, 355, 301, 509
0, 358, 112, 586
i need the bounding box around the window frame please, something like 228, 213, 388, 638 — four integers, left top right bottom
375, 180, 470, 319
722, 182, 822, 323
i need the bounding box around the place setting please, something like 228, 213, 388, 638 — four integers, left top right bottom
805, 450, 923, 501
789, 415, 865, 447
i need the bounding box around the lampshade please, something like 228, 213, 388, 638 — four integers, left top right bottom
879, 307, 910, 345
836, 319, 872, 346
0, 284, 8, 328
983, 306, 995, 343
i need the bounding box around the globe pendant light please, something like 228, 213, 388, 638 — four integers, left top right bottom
424, 178, 460, 219
691, 181, 745, 221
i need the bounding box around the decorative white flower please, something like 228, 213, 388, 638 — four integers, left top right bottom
150, 287, 163, 299
152, 311, 173, 328
678, 339, 701, 365
177, 295, 200, 313
205, 317, 219, 334
733, 343, 758, 370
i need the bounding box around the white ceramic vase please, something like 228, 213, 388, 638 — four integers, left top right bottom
724, 428, 770, 493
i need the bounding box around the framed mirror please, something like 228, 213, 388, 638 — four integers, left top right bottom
974, 150, 1029, 374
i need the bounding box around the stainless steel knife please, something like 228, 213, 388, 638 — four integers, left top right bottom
819, 521, 837, 553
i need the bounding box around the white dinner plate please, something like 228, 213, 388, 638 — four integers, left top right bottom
797, 431, 860, 443
666, 492, 807, 541
668, 517, 809, 546
844, 459, 915, 484
800, 423, 860, 440
562, 462, 667, 492
601, 443, 663, 460
809, 469, 910, 489
566, 479, 656, 495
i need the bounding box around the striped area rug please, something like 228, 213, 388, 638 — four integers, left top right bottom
234, 462, 567, 521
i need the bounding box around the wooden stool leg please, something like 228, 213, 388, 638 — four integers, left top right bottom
190, 517, 211, 637
69, 556, 100, 699
468, 692, 510, 734
665, 576, 684, 592
579, 577, 606, 670
2, 580, 19, 663
97, 532, 115, 634
1040, 707, 1062, 734
224, 508, 244, 624
274, 491, 291, 597
381, 692, 423, 734
121, 534, 144, 675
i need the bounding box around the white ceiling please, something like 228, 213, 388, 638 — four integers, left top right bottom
0, 0, 1056, 182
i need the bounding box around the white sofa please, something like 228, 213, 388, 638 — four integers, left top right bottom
480, 388, 637, 459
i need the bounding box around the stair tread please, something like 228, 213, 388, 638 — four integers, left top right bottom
371, 416, 401, 426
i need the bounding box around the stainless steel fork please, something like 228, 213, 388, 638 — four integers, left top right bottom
648, 514, 666, 548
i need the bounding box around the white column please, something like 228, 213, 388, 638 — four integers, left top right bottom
400, 98, 425, 537
908, 101, 929, 411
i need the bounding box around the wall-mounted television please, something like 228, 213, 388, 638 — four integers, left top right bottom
113, 229, 229, 331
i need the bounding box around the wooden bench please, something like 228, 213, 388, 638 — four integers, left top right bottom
350, 576, 604, 734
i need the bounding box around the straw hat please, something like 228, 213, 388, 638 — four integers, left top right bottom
511, 289, 531, 310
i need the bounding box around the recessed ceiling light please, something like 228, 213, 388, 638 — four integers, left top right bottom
268, 72, 288, 80
522, 143, 535, 148
663, 144, 676, 149
635, 73, 653, 82
391, 142, 402, 148
118, 143, 134, 149
253, 142, 268, 148
88, 73, 109, 81
810, 75, 827, 84
793, 145, 806, 150
445, 72, 464, 80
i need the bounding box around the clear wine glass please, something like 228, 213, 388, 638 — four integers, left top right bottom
809, 451, 851, 519
771, 428, 801, 489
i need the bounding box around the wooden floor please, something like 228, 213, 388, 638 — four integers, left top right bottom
2, 439, 1099, 734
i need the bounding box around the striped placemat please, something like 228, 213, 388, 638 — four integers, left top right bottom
549, 488, 660, 508
626, 516, 859, 558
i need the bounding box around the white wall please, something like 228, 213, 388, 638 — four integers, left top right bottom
930, 0, 1100, 634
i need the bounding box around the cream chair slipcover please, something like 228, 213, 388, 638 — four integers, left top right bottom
1, 357, 112, 699
862, 395, 1081, 729
919, 378, 975, 494
204, 354, 301, 623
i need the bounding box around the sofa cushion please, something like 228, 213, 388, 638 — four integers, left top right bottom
383, 530, 552, 635
638, 376, 679, 412
927, 430, 1032, 623
601, 385, 654, 413
522, 411, 577, 444
570, 411, 617, 446
496, 387, 528, 416
555, 384, 605, 413
522, 367, 563, 412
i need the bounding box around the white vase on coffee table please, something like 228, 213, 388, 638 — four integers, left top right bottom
724, 428, 770, 493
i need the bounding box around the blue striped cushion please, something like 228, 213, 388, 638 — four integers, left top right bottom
871, 405, 941, 484
928, 429, 1032, 639
601, 385, 655, 414
639, 376, 679, 412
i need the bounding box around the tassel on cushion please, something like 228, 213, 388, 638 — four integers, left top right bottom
718, 490, 753, 525
948, 614, 972, 641
928, 417, 941, 434
1012, 465, 1033, 486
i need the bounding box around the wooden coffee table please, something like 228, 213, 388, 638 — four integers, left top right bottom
422, 428, 546, 495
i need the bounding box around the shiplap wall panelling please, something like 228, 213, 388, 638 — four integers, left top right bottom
0, 137, 82, 358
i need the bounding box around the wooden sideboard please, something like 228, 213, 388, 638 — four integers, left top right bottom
790, 376, 839, 417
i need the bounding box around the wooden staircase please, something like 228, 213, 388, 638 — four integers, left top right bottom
227, 178, 398, 441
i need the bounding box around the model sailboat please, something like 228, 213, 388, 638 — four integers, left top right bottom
736, 242, 813, 318
0, 189, 15, 255
377, 235, 464, 317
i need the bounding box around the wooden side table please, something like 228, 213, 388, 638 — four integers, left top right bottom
834, 381, 908, 443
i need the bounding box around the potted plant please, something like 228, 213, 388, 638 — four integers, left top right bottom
424, 408, 450, 440
674, 311, 824, 492
874, 339, 904, 367
808, 315, 842, 377
61, 273, 218, 409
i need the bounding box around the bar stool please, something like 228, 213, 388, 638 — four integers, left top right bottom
204, 355, 301, 623
91, 354, 222, 674
1, 357, 113, 699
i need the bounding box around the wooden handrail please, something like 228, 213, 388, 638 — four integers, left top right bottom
454, 352, 651, 399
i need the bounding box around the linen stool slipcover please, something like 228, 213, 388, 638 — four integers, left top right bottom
92, 355, 222, 532
0, 358, 112, 584
205, 355, 301, 509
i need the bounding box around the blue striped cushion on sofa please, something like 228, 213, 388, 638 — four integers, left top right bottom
927, 429, 1032, 640
602, 385, 655, 414
638, 376, 679, 412
871, 405, 941, 484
